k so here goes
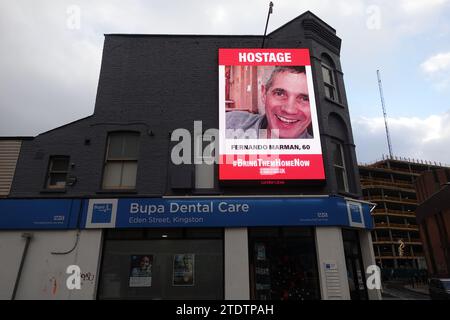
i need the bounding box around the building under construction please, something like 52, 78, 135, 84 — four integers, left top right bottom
359, 156, 447, 274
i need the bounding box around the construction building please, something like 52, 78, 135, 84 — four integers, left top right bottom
359, 156, 447, 273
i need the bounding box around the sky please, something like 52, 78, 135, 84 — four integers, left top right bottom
0, 0, 449, 165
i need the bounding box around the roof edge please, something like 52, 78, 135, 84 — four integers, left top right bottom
37, 115, 94, 137
104, 33, 263, 38
0, 136, 34, 140
268, 10, 337, 36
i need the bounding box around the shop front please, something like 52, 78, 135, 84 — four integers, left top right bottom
83, 195, 375, 300
0, 196, 376, 300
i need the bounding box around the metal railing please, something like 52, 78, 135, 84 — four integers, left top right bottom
375, 223, 419, 231
372, 208, 414, 215
388, 223, 419, 230
369, 196, 417, 204
360, 178, 414, 190
373, 237, 392, 242
373, 237, 422, 244
386, 209, 415, 216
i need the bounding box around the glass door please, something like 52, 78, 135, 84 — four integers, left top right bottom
343, 229, 368, 300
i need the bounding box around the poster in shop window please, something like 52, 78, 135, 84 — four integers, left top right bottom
218, 48, 325, 182
172, 253, 195, 286
129, 255, 153, 287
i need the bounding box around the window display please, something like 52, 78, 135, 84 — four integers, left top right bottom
250, 227, 320, 300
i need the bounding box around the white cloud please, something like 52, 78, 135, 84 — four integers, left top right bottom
336, 0, 365, 16
421, 52, 450, 73
205, 5, 228, 27
352, 112, 450, 165
393, 0, 449, 36
0, 0, 449, 136
420, 52, 450, 90
0, 1, 103, 136
400, 0, 448, 15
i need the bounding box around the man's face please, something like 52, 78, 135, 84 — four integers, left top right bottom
140, 257, 150, 269
262, 71, 312, 138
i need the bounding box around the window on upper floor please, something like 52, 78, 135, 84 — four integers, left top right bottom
46, 156, 70, 189
321, 54, 340, 103
331, 141, 349, 193
102, 132, 140, 190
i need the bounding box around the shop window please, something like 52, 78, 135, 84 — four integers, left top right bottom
102, 132, 140, 189
98, 228, 223, 300
45, 156, 70, 189
248, 227, 320, 300
331, 141, 349, 193
321, 54, 339, 102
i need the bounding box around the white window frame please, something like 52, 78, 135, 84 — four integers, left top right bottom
102, 132, 139, 190
333, 142, 349, 193
322, 62, 338, 102
46, 156, 70, 189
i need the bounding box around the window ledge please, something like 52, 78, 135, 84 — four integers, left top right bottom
191, 189, 222, 195
325, 97, 346, 108
96, 189, 138, 194
40, 188, 67, 194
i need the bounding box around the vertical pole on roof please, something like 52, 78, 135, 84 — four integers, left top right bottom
262, 2, 274, 48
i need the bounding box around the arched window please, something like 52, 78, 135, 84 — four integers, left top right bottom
321, 54, 339, 102
328, 113, 350, 193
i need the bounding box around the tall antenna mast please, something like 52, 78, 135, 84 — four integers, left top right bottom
377, 70, 393, 158
261, 2, 274, 48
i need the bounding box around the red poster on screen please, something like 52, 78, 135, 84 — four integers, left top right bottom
218, 49, 325, 181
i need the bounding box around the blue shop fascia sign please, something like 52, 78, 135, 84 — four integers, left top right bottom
0, 196, 374, 230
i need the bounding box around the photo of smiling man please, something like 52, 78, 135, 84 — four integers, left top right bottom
219, 48, 324, 181
226, 66, 313, 139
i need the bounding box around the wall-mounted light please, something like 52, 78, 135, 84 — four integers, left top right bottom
67, 176, 77, 186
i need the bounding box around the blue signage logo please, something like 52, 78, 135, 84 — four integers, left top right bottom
92, 203, 113, 223
349, 203, 363, 224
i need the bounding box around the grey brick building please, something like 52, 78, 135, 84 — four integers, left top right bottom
0, 11, 380, 300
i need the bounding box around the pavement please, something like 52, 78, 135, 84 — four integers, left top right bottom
403, 283, 429, 295
381, 281, 430, 300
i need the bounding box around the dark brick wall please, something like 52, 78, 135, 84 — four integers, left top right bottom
10, 11, 361, 199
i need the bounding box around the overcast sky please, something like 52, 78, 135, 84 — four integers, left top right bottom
1, 0, 449, 165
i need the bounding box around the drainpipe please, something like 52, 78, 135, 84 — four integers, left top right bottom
11, 233, 33, 300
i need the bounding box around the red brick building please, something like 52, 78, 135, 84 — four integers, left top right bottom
415, 168, 450, 277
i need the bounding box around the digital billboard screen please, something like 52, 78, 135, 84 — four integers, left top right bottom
219, 48, 325, 182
